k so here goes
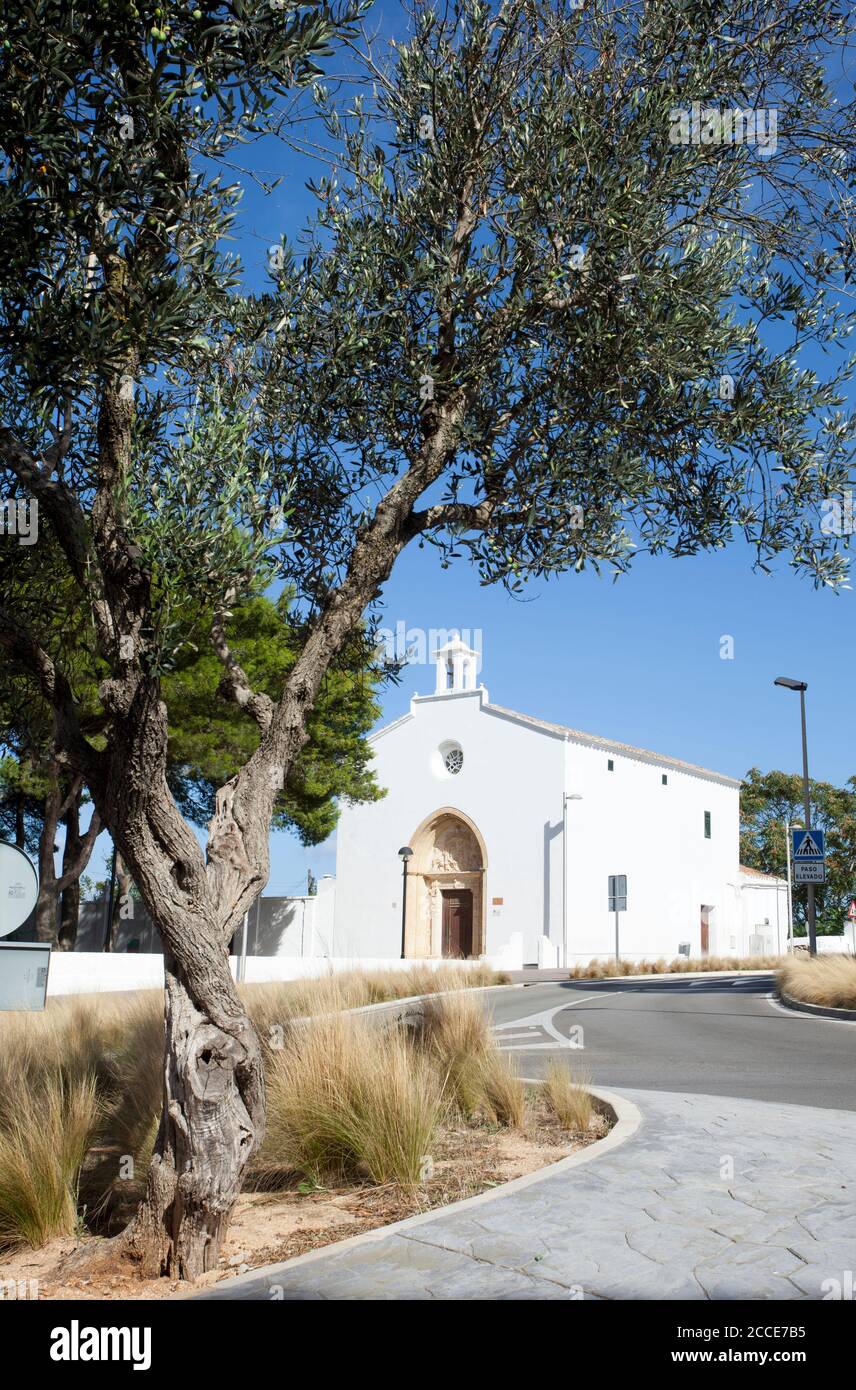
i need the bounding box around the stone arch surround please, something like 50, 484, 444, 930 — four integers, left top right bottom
404, 807, 487, 958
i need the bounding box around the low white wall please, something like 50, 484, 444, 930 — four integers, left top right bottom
48, 952, 166, 996
815, 933, 856, 955
46, 951, 513, 997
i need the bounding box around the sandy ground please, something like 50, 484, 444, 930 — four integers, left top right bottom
0, 1111, 608, 1301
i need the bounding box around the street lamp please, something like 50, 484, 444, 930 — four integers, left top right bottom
562, 794, 583, 970
774, 676, 816, 956
398, 846, 413, 959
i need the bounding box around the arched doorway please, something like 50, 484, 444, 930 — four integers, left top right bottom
404, 808, 487, 959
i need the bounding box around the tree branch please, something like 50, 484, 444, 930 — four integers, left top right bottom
404, 499, 496, 538
0, 425, 116, 655
0, 607, 98, 778
57, 805, 102, 892
210, 593, 274, 734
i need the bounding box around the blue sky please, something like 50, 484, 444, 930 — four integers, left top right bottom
89, 3, 856, 894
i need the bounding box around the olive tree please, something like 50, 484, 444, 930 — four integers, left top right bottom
1, 0, 854, 1278
0, 0, 368, 1278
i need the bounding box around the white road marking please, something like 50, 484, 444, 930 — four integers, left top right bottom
491, 991, 622, 1049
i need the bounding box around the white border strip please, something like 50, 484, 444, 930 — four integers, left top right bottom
765, 992, 856, 1027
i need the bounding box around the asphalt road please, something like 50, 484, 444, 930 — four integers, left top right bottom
485, 974, 856, 1112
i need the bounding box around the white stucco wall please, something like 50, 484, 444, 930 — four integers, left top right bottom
44, 950, 509, 997
563, 738, 741, 963
733, 873, 791, 956
333, 683, 748, 965
334, 688, 564, 964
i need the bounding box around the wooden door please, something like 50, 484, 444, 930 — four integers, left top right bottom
441, 890, 473, 958
700, 906, 710, 956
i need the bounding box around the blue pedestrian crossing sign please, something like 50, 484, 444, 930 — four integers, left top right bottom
792, 829, 825, 884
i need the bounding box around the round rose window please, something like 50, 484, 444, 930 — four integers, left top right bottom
444, 747, 464, 775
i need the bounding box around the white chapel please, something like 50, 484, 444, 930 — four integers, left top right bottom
327, 637, 788, 969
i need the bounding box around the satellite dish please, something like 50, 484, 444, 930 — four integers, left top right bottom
0, 842, 39, 938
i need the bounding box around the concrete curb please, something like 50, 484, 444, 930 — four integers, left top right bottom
347, 979, 522, 1020
190, 1083, 643, 1299
776, 988, 856, 1022
285, 980, 522, 1033
536, 967, 776, 987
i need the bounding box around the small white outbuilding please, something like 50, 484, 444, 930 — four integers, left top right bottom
329, 637, 788, 968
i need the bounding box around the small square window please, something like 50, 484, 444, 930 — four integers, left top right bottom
704, 811, 711, 839
662, 774, 668, 786
607, 759, 614, 772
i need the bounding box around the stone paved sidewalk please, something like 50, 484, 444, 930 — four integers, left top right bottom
198, 1089, 856, 1301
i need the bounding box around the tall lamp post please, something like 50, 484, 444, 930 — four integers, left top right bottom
398, 846, 413, 960
774, 677, 817, 956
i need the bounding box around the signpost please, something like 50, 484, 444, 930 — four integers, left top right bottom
608, 874, 627, 963
791, 828, 825, 885
774, 677, 818, 953
0, 841, 49, 1011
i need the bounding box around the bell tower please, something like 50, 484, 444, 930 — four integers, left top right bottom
434, 635, 480, 695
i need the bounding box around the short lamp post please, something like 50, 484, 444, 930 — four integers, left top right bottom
398, 846, 413, 959
774, 676, 816, 956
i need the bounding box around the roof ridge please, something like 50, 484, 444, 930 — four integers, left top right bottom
484, 700, 740, 786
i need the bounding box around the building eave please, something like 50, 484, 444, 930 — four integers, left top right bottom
739, 864, 789, 884
484, 701, 742, 788
367, 711, 415, 745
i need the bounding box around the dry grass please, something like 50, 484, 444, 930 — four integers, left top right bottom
0, 1074, 101, 1252
243, 962, 506, 1052
0, 993, 163, 1247
542, 1058, 595, 1135
261, 1013, 446, 1189
419, 992, 526, 1127
0, 963, 509, 1249
567, 953, 784, 980
260, 991, 529, 1194
470, 1050, 526, 1128
0, 964, 609, 1278
0, 996, 130, 1129
778, 954, 856, 1010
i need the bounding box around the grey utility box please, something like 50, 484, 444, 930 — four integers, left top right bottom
0, 941, 52, 1010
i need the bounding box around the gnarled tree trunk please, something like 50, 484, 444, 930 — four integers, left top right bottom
114, 764, 268, 1280
127, 944, 263, 1280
